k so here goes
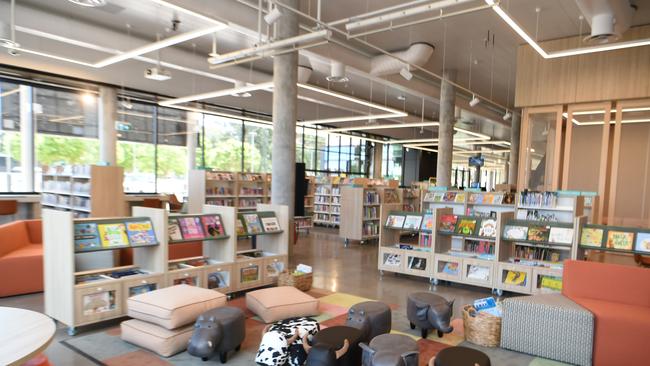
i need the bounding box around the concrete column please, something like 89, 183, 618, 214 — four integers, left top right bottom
372, 143, 383, 178
436, 70, 456, 187
186, 112, 201, 171
19, 85, 34, 191
98, 86, 117, 165
271, 0, 299, 218
508, 110, 521, 186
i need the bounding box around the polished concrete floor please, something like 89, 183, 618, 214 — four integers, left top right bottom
1, 227, 494, 365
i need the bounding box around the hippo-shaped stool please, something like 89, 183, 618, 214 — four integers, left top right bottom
345, 301, 391, 343
360, 333, 419, 366
406, 292, 454, 339
304, 325, 363, 366
187, 306, 245, 363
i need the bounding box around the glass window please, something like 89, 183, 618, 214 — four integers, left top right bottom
116, 101, 156, 193
243, 122, 272, 173
156, 106, 189, 197
384, 144, 403, 181
203, 114, 243, 171
303, 127, 317, 170
34, 87, 99, 191
524, 111, 559, 190
295, 126, 303, 164
0, 81, 27, 192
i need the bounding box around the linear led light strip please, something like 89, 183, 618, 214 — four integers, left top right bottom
485, 0, 650, 59
563, 107, 650, 125
327, 121, 440, 133
405, 140, 511, 147
0, 88, 20, 97
323, 131, 389, 145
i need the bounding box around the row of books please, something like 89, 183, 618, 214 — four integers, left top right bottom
168, 215, 226, 241
315, 204, 330, 212
240, 187, 264, 195
43, 164, 91, 177
239, 173, 265, 182
235, 213, 281, 236
518, 191, 558, 207
503, 223, 574, 244
439, 215, 498, 238
362, 222, 379, 237
386, 213, 433, 231
206, 187, 233, 196
315, 186, 331, 195
207, 199, 234, 206
239, 198, 263, 208
363, 206, 378, 219
423, 191, 514, 205
74, 219, 157, 252
512, 246, 562, 262
332, 196, 341, 204
580, 225, 650, 253
206, 172, 235, 181
364, 191, 380, 204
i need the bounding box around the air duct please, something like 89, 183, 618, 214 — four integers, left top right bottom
574, 0, 636, 43
370, 42, 434, 77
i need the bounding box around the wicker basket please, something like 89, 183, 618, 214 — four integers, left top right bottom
462, 305, 502, 347
278, 271, 313, 291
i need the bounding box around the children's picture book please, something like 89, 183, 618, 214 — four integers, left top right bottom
383, 254, 401, 267
168, 219, 183, 241
177, 217, 205, 240
455, 192, 466, 203
456, 218, 477, 236
74, 222, 101, 251
492, 194, 504, 204
386, 214, 406, 229
548, 227, 574, 244
439, 214, 457, 232
421, 213, 434, 232
243, 214, 263, 234
403, 215, 423, 230
503, 225, 528, 240
483, 194, 494, 204
82, 291, 115, 315
468, 193, 481, 204
126, 220, 157, 245
173, 277, 197, 286
129, 283, 157, 297
527, 225, 550, 242
606, 230, 634, 250
235, 217, 247, 236
540, 276, 562, 293
635, 232, 650, 253
442, 262, 459, 275
261, 217, 281, 232
266, 261, 285, 277
502, 192, 516, 205
207, 271, 228, 289
240, 266, 259, 283
201, 215, 225, 237
478, 218, 497, 238
504, 270, 527, 286
467, 265, 490, 281
97, 223, 129, 248
580, 227, 604, 247
423, 192, 435, 202
433, 193, 444, 202
443, 192, 457, 202
408, 257, 427, 271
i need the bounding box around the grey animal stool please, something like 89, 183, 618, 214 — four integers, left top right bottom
187, 306, 245, 363
346, 301, 392, 343
406, 292, 454, 339
360, 333, 419, 366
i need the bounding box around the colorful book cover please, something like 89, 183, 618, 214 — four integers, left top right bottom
467, 265, 490, 281
421, 213, 434, 232
243, 214, 263, 234
177, 217, 205, 240
423, 192, 435, 202
492, 194, 504, 204
483, 194, 494, 204
455, 192, 466, 203
201, 215, 225, 237
503, 225, 528, 240
502, 192, 515, 204
456, 218, 477, 236
403, 215, 423, 230
606, 230, 634, 250
468, 193, 480, 204
527, 225, 550, 242
97, 223, 129, 248
580, 227, 604, 247
443, 192, 457, 202
235, 218, 247, 236
439, 214, 457, 232
74, 222, 101, 251
240, 266, 259, 283
432, 193, 444, 202
408, 257, 427, 270
504, 270, 527, 286
478, 218, 497, 238
548, 227, 574, 244
168, 219, 183, 241
383, 254, 401, 267
261, 217, 281, 232
126, 220, 157, 245
129, 283, 157, 297
635, 232, 650, 253
386, 214, 405, 229
442, 262, 459, 275
540, 276, 562, 292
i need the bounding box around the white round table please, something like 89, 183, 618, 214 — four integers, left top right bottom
0, 307, 56, 366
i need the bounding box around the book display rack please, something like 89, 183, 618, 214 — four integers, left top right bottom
421, 189, 517, 216
577, 223, 650, 257
340, 185, 397, 244
187, 169, 271, 215
41, 165, 125, 218
399, 187, 421, 212
312, 177, 341, 227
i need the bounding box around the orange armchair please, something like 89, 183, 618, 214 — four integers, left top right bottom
0, 220, 43, 297
562, 260, 650, 366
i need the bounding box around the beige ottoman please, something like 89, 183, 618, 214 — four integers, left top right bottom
127, 284, 227, 329
121, 319, 194, 357
246, 286, 319, 323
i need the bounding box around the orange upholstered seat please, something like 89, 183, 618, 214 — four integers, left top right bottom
562, 260, 650, 366
0, 220, 43, 297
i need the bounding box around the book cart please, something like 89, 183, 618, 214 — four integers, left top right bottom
576, 222, 650, 260
187, 169, 271, 214
339, 184, 400, 245
41, 165, 126, 218
313, 177, 340, 227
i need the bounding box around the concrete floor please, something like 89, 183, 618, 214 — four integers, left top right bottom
1, 227, 494, 365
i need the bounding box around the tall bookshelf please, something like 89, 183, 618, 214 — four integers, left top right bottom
339, 186, 383, 244
188, 169, 271, 214
313, 179, 340, 227
41, 165, 125, 218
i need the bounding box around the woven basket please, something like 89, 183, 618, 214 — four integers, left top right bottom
278, 271, 313, 291
462, 305, 502, 347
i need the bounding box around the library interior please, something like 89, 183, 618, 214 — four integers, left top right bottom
0, 0, 649, 365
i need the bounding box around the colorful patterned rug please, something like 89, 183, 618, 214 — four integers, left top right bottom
61, 289, 568, 366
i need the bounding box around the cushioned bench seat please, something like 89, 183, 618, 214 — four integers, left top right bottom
246, 286, 319, 323
121, 319, 194, 357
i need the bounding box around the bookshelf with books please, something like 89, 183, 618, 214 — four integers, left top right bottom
421, 189, 516, 217
576, 222, 650, 258
399, 187, 421, 212
515, 191, 585, 224
41, 164, 125, 218
313, 178, 340, 227
340, 186, 384, 244
43, 208, 165, 335
188, 169, 271, 215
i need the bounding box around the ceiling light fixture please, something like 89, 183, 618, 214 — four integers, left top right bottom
469, 94, 480, 107
231, 81, 252, 98
0, 0, 19, 49
67, 0, 107, 7
484, 0, 650, 58
404, 144, 438, 153
159, 81, 273, 106
503, 110, 512, 121
327, 121, 439, 133
264, 6, 283, 25
326, 61, 349, 83
399, 64, 413, 81
81, 93, 95, 104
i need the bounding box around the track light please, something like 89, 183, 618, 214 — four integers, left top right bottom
399, 64, 413, 81
469, 94, 480, 107
326, 61, 349, 83
503, 110, 512, 121
264, 6, 283, 25
231, 81, 252, 98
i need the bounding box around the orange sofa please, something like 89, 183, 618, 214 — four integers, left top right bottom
562, 260, 650, 366
0, 220, 43, 297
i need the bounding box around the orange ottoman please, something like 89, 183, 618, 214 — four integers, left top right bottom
246, 286, 319, 323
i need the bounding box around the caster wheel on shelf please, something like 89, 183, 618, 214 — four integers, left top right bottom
432, 278, 439, 286
495, 289, 504, 297
67, 327, 76, 336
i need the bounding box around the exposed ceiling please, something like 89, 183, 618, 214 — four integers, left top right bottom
0, 0, 648, 152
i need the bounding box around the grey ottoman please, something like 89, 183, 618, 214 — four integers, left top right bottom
500, 294, 593, 366
360, 333, 418, 366
346, 301, 392, 343
406, 292, 454, 339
